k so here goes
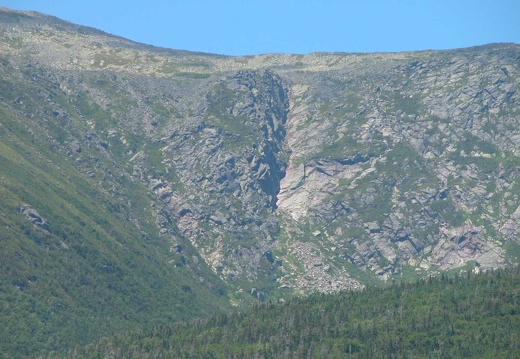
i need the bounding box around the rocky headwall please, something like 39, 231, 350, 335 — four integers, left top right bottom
135, 70, 291, 287
1, 7, 519, 299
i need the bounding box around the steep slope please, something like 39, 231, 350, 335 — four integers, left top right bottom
274, 46, 520, 290
0, 9, 232, 357
0, 8, 519, 355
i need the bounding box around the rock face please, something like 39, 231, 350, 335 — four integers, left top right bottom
273, 46, 520, 285
18, 205, 51, 232
0, 8, 519, 298
139, 70, 290, 281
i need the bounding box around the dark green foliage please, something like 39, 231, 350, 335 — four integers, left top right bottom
47, 267, 520, 358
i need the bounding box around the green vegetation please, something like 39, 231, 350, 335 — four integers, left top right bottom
1, 10, 520, 358
0, 52, 231, 358
206, 83, 256, 150
45, 267, 520, 358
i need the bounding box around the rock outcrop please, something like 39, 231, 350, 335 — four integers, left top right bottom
0, 7, 519, 298
18, 205, 51, 232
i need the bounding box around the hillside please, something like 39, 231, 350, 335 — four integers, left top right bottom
0, 8, 232, 357
43, 267, 520, 358
0, 7, 519, 356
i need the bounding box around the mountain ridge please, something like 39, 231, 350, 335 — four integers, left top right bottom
5, 6, 515, 58
0, 7, 519, 356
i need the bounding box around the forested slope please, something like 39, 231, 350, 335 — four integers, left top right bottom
44, 267, 520, 359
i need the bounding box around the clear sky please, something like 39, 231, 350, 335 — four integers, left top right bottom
1, 0, 519, 56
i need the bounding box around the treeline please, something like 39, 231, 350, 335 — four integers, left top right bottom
41, 267, 520, 358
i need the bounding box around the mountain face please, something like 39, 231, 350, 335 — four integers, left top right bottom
0, 6, 519, 353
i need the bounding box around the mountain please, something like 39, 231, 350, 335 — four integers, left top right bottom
0, 7, 519, 356
43, 267, 520, 358
0, 9, 232, 357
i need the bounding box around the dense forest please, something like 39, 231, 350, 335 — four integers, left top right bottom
41, 266, 520, 359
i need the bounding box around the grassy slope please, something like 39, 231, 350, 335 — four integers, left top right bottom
0, 55, 230, 359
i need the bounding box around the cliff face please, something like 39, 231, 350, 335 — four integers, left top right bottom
137, 70, 291, 288
1, 7, 519, 306
274, 47, 520, 291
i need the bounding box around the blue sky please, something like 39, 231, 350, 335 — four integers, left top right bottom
1, 1, 519, 55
